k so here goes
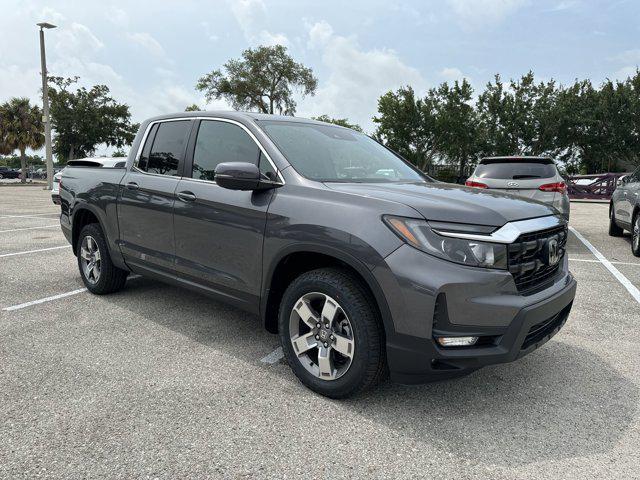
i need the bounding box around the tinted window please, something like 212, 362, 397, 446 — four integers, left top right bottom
475, 160, 557, 180
139, 121, 190, 176
260, 121, 425, 183
193, 121, 260, 181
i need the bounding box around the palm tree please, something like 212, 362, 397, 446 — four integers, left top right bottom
0, 98, 44, 183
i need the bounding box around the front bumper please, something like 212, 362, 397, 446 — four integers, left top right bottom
373, 244, 577, 384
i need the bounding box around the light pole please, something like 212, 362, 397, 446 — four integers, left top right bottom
37, 22, 56, 190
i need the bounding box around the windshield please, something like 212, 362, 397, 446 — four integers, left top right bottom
259, 121, 427, 183
475, 160, 557, 180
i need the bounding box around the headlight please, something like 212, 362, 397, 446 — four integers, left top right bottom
383, 216, 507, 269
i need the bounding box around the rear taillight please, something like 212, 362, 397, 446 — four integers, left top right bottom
538, 182, 566, 194
465, 180, 488, 189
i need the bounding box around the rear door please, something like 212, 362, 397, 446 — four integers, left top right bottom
118, 119, 193, 275
172, 118, 279, 312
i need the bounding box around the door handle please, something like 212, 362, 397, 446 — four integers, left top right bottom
126, 182, 139, 190
177, 191, 197, 202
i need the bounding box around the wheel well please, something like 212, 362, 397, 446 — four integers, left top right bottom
264, 252, 381, 334
72, 209, 100, 254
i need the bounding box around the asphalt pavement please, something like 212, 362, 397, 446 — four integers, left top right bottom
1, 187, 638, 479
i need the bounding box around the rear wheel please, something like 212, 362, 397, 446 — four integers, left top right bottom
77, 223, 128, 294
278, 268, 386, 398
609, 205, 624, 237
632, 213, 640, 257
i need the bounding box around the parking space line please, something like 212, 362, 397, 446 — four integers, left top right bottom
3, 288, 87, 311
0, 225, 59, 233
569, 226, 640, 303
0, 245, 70, 258
260, 347, 284, 364
0, 213, 58, 219
570, 257, 640, 267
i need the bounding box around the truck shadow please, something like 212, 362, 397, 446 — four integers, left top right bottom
114, 276, 637, 468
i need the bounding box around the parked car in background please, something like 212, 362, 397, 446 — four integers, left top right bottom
465, 156, 570, 219
58, 112, 576, 398
609, 166, 640, 256
0, 166, 21, 179
52, 158, 127, 204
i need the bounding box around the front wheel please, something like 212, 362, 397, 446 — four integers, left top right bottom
609, 205, 624, 237
77, 223, 129, 294
278, 268, 386, 398
632, 213, 640, 257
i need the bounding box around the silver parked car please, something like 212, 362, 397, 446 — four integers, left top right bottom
465, 156, 570, 219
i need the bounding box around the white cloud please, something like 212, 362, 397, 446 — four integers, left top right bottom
447, 0, 528, 29
126, 32, 165, 57
298, 21, 425, 132
108, 7, 129, 27
550, 1, 579, 12
611, 49, 640, 65
55, 22, 104, 58
439, 67, 466, 82
228, 0, 288, 46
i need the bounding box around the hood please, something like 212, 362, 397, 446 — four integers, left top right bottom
324, 181, 557, 227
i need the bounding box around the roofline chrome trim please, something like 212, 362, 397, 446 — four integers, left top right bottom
132, 116, 285, 184
432, 215, 565, 244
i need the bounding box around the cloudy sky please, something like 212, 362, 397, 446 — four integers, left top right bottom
1, 0, 639, 154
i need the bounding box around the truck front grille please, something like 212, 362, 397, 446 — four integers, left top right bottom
508, 224, 567, 293
521, 302, 572, 349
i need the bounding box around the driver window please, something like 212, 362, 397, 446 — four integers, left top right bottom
192, 121, 261, 181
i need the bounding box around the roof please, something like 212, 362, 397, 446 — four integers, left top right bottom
144, 110, 343, 128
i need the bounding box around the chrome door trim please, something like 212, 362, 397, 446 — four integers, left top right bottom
132, 116, 285, 184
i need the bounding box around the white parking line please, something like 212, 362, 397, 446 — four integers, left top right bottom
0, 213, 58, 218
570, 257, 640, 267
570, 226, 640, 304
3, 288, 87, 311
260, 347, 284, 364
0, 225, 59, 233
1, 275, 141, 312
0, 245, 70, 258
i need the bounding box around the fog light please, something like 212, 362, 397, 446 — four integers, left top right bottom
436, 336, 479, 347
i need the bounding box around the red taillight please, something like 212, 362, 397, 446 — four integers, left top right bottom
465, 180, 488, 189
538, 182, 566, 194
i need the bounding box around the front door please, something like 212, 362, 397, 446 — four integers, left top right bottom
118, 120, 193, 275
173, 119, 279, 312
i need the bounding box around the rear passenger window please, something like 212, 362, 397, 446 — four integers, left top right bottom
192, 121, 261, 181
138, 121, 190, 176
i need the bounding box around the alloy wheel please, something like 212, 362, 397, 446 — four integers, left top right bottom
289, 292, 355, 381
80, 235, 101, 284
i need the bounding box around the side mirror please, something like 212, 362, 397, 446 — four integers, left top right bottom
214, 162, 281, 191
617, 176, 627, 187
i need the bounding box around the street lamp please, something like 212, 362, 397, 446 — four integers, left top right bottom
37, 22, 56, 190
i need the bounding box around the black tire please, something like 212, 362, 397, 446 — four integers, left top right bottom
278, 268, 386, 398
609, 205, 624, 237
632, 212, 640, 257
77, 223, 128, 294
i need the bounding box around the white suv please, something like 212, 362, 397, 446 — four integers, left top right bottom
465, 156, 570, 219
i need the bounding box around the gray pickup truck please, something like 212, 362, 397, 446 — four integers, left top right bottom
59, 112, 577, 398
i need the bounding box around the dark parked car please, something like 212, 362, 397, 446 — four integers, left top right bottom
0, 166, 21, 179
59, 112, 577, 398
609, 166, 640, 256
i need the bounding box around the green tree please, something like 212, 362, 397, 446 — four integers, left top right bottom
196, 45, 318, 115
373, 86, 437, 170
430, 79, 479, 177
48, 76, 138, 161
185, 104, 201, 112
0, 98, 44, 182
312, 115, 363, 132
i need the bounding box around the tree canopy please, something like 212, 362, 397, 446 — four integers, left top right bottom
374, 70, 640, 176
312, 115, 363, 132
196, 45, 318, 115
48, 76, 138, 161
0, 97, 44, 182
